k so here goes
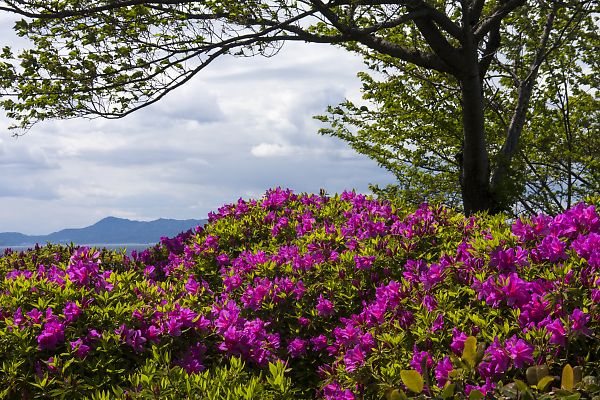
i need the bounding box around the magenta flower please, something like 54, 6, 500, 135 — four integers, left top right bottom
354, 255, 376, 270
422, 295, 437, 311
499, 273, 530, 307
27, 308, 43, 324
431, 314, 444, 333
63, 301, 81, 324
185, 275, 201, 294
490, 247, 529, 272
175, 343, 206, 374
323, 382, 355, 400
12, 307, 24, 328
344, 345, 366, 372
311, 334, 328, 351
38, 320, 65, 350
435, 357, 453, 387
478, 338, 510, 379
70, 338, 91, 359
410, 346, 434, 374
505, 335, 534, 368
466, 378, 496, 397
570, 309, 592, 336
287, 338, 308, 358
535, 235, 567, 263
316, 295, 335, 317
125, 329, 147, 353
545, 318, 567, 347
450, 328, 468, 356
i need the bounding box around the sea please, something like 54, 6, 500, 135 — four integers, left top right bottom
0, 243, 152, 256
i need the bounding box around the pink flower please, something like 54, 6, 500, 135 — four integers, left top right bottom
344, 345, 366, 372
410, 346, 434, 374
505, 335, 534, 368
450, 328, 468, 356
70, 338, 91, 358
63, 301, 81, 324
323, 382, 355, 400
287, 338, 308, 358
435, 357, 453, 387
478, 337, 510, 379
316, 295, 335, 317
545, 318, 566, 347
38, 320, 65, 350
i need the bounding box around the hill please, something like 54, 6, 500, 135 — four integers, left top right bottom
0, 217, 206, 246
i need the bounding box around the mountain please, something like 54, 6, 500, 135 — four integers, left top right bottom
0, 217, 207, 246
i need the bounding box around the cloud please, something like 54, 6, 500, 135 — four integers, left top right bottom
0, 22, 397, 235
250, 143, 297, 157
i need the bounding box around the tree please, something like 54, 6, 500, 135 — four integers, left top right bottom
318, 4, 599, 215
0, 0, 597, 214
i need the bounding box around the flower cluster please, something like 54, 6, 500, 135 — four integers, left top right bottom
0, 189, 599, 398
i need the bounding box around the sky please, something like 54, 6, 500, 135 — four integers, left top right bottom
0, 14, 396, 235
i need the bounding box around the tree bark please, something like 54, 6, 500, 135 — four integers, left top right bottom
459, 68, 495, 215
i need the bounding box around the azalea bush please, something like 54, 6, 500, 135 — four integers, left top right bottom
1, 188, 599, 399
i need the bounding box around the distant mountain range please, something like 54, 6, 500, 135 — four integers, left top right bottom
0, 217, 207, 246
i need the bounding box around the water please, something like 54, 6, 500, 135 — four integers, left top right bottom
1, 243, 152, 255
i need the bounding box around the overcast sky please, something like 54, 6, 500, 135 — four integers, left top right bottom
0, 14, 396, 235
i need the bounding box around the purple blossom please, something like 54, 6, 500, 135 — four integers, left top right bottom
311, 334, 328, 351
545, 318, 567, 347
27, 308, 43, 324
410, 346, 434, 374
422, 295, 437, 311
354, 255, 376, 270
185, 275, 201, 295
435, 357, 453, 387
478, 338, 510, 379
466, 378, 496, 397
175, 343, 206, 374
570, 309, 592, 336
70, 338, 91, 358
535, 236, 567, 263
323, 382, 355, 400
344, 345, 366, 372
38, 320, 65, 350
489, 247, 529, 272
63, 301, 81, 324
450, 328, 468, 356
316, 295, 335, 317
287, 338, 308, 358
505, 336, 534, 368
431, 314, 444, 333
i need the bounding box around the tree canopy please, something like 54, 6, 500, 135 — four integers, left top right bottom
0, 0, 598, 214
318, 3, 599, 215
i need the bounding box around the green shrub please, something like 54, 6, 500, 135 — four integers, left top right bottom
1, 189, 599, 399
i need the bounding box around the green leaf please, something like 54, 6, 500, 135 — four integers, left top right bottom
469, 389, 485, 400
536, 376, 555, 391
400, 370, 423, 394
385, 388, 408, 400
514, 379, 528, 392
526, 365, 550, 385
441, 383, 455, 399
462, 336, 477, 368
562, 364, 574, 391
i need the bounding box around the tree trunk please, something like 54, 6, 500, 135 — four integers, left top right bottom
459, 71, 496, 215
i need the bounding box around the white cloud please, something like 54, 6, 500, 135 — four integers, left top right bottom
250, 143, 297, 157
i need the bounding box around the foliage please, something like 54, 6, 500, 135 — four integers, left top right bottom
1, 189, 600, 398
317, 5, 599, 215
1, 1, 598, 213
